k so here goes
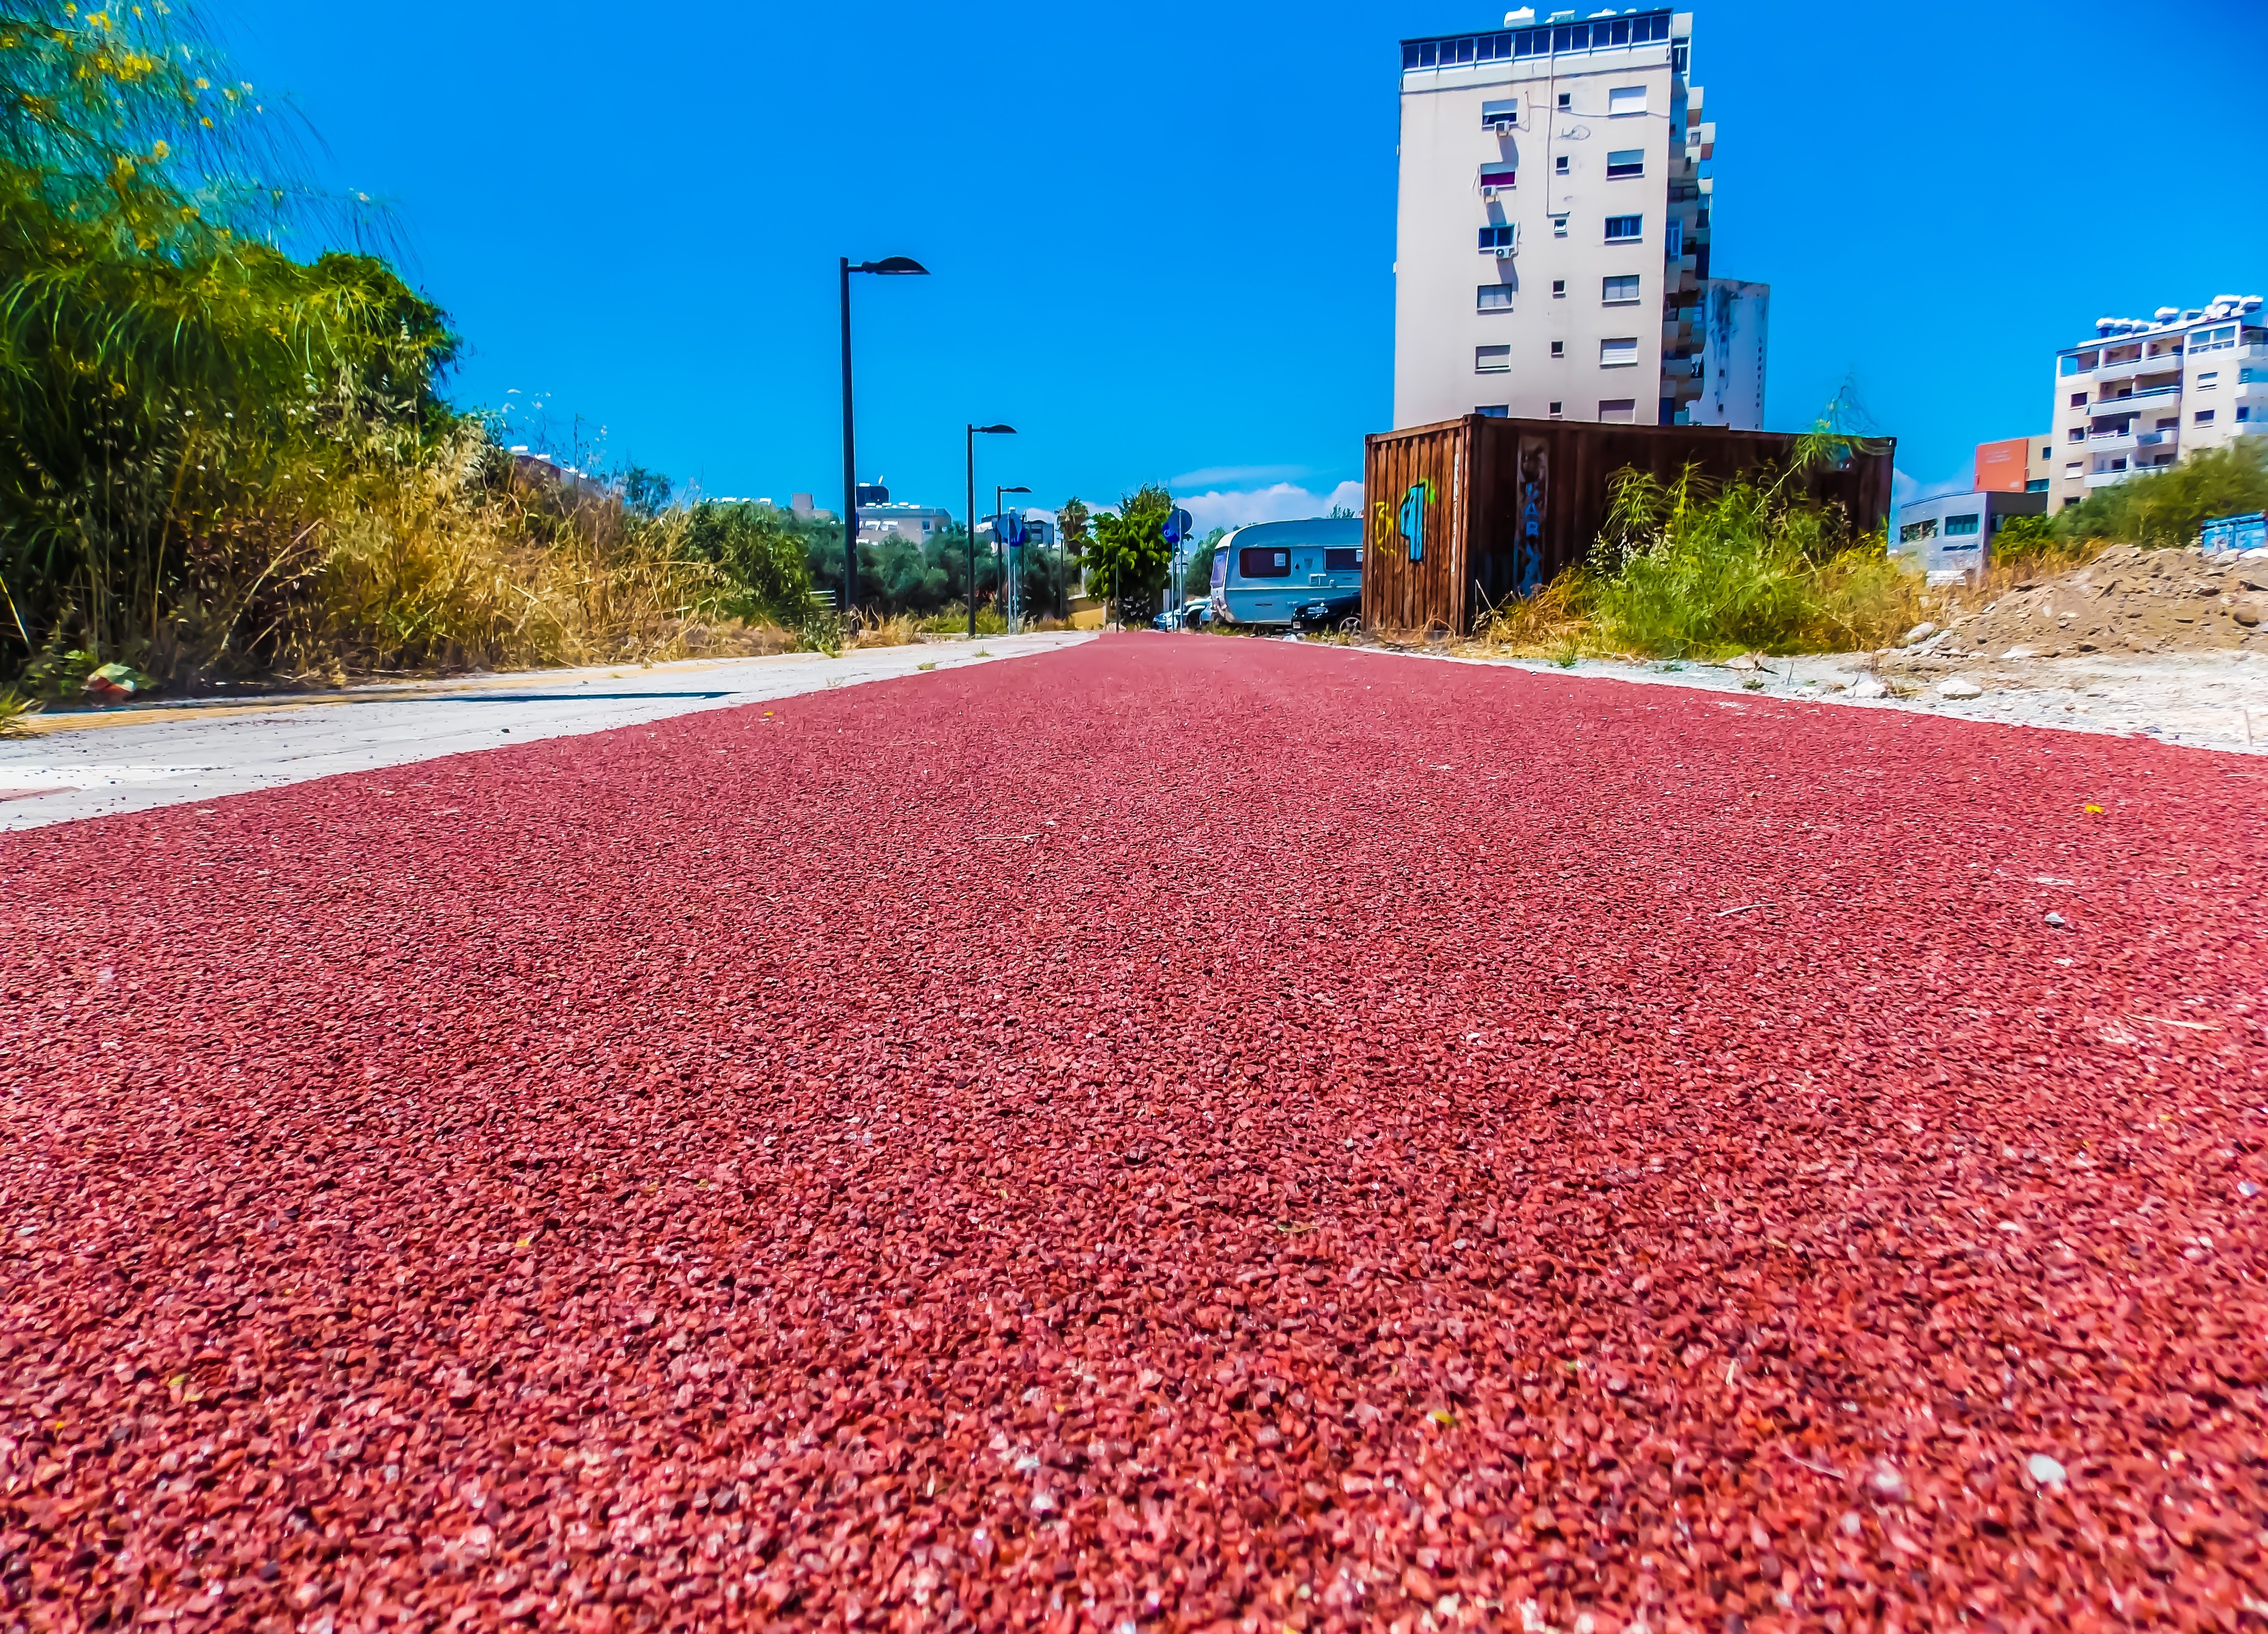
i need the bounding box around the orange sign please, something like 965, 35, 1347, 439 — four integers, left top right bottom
1974, 438, 2029, 493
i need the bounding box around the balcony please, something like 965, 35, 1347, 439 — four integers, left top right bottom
2087, 426, 2136, 448
2084, 468, 2136, 489
2097, 382, 2181, 404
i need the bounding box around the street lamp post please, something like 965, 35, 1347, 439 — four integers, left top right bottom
839, 255, 928, 620
995, 484, 1032, 632
964, 424, 1014, 639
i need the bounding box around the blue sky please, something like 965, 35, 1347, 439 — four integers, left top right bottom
226, 0, 2264, 527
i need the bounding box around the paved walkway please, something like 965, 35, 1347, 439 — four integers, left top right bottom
0, 633, 1089, 829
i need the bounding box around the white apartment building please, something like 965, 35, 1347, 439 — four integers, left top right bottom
2050, 293, 2266, 508
1392, 7, 1765, 429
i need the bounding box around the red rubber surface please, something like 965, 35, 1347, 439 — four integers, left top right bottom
4, 634, 2265, 1633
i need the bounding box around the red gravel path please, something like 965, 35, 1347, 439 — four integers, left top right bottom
4, 635, 2265, 1634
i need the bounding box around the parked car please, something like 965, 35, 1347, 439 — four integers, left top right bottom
1291, 589, 1363, 633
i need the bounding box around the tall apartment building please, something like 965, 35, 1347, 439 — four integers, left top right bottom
1392, 7, 1765, 430
2049, 293, 2265, 509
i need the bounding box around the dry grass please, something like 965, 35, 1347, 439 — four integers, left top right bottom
0, 687, 41, 737
1468, 576, 1595, 657
847, 609, 922, 648
278, 431, 746, 679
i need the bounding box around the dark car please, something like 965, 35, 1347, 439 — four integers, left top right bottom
1290, 589, 1362, 633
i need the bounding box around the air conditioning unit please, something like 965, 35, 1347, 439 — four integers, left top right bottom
1491, 119, 1513, 134
1495, 245, 1513, 259
1482, 186, 1499, 201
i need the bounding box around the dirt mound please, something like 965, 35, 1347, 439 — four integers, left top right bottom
1899, 545, 2267, 663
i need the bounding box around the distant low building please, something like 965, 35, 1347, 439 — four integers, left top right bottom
975, 508, 1059, 548
1974, 435, 2052, 495
1891, 490, 2047, 584
858, 503, 954, 544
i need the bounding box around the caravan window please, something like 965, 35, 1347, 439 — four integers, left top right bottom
1239, 547, 1292, 578
1324, 547, 1362, 571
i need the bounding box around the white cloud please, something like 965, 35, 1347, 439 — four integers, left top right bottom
1169, 463, 1310, 488
1179, 480, 1364, 533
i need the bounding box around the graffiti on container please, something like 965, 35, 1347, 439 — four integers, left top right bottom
1401, 480, 1434, 563
1516, 443, 1547, 596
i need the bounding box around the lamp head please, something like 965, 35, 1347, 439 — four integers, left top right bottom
857, 256, 929, 276
1001, 485, 1032, 495
975, 423, 1016, 435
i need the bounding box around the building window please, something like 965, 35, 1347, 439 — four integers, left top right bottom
1476, 405, 1510, 417
1555, 155, 1570, 174
1606, 148, 1645, 178
1478, 224, 1517, 251
1599, 398, 1637, 423
2060, 351, 2097, 376
2194, 325, 2237, 352
1944, 514, 1980, 536
2240, 406, 2254, 422
1550, 340, 1565, 358
1480, 98, 1520, 128
1477, 284, 1514, 311
2068, 392, 2086, 408
1480, 166, 1516, 192
2063, 461, 2081, 475
1548, 401, 1564, 416
1238, 547, 1292, 578
2198, 371, 2218, 388
2195, 409, 2216, 425
1603, 275, 1640, 305
2067, 427, 2084, 442
1551, 216, 1569, 237
1608, 85, 1646, 115
1605, 215, 1642, 242
2025, 478, 2048, 492
1476, 345, 1511, 373
1664, 218, 1683, 259
1600, 338, 1639, 367
1551, 280, 1566, 297
1557, 91, 1571, 108
1900, 519, 1938, 543
2039, 445, 2050, 458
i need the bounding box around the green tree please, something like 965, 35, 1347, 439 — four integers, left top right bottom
1057, 496, 1090, 549
1181, 526, 1227, 598
0, 0, 462, 684
1083, 483, 1174, 625
2054, 440, 2268, 548
681, 503, 812, 618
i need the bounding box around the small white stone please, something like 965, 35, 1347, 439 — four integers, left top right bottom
1869, 1463, 1908, 1500
2002, 646, 2039, 660
1936, 676, 1984, 699
1903, 621, 1937, 643
2045, 911, 2068, 928
2027, 1452, 2068, 1488
1849, 675, 1888, 699
1725, 653, 1760, 671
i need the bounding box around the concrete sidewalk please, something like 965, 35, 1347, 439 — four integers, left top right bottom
0, 633, 1089, 830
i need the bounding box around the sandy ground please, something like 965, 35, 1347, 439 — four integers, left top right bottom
1434, 645, 2268, 754
1288, 633, 2267, 754
0, 633, 1091, 829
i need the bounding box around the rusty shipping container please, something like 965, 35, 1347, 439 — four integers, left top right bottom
1361, 416, 1897, 634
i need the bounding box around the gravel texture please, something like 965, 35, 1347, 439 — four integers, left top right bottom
1912, 546, 2268, 663
4, 634, 2265, 1633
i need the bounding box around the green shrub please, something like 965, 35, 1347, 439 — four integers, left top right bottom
1585, 463, 1920, 658
2053, 439, 2268, 548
